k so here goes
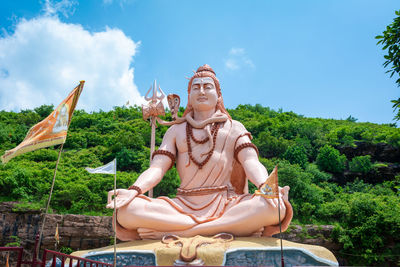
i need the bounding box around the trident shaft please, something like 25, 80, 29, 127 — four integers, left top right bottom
142, 80, 165, 198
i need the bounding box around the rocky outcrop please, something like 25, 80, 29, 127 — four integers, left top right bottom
274, 225, 341, 252
338, 141, 400, 163
332, 163, 400, 184
0, 202, 112, 263
0, 202, 341, 264
333, 142, 400, 184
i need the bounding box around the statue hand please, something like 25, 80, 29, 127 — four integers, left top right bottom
106, 189, 138, 209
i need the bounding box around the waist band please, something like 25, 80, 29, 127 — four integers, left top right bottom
177, 185, 233, 196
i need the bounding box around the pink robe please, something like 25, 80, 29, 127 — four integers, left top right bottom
114, 120, 284, 240
140, 120, 252, 224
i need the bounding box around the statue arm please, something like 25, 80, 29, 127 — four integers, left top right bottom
132, 126, 177, 193
236, 135, 268, 188
106, 126, 177, 209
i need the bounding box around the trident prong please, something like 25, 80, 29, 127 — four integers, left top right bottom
145, 80, 165, 102
144, 86, 153, 101
158, 86, 166, 100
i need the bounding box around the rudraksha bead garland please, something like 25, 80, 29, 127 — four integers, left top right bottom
128, 185, 143, 195
186, 122, 220, 169
151, 149, 176, 170
234, 143, 259, 161
187, 122, 219, 144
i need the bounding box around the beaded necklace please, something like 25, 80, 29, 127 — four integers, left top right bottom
186, 122, 220, 169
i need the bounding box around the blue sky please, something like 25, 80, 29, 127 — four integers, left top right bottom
0, 0, 399, 124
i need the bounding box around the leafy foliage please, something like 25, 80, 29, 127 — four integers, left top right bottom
283, 145, 308, 168
316, 145, 347, 173
0, 104, 399, 265
349, 155, 372, 174
376, 10, 400, 120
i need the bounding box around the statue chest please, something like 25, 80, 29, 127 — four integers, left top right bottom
175, 123, 230, 154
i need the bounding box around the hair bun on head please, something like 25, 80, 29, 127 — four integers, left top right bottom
196, 64, 216, 75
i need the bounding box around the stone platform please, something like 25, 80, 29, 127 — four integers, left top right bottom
71, 237, 338, 266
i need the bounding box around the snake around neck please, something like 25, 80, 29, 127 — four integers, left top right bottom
156, 110, 229, 128
156, 110, 229, 167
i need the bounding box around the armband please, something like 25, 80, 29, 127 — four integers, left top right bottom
234, 143, 259, 161
234, 132, 253, 148
151, 149, 175, 170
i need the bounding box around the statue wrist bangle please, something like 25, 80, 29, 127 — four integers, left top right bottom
128, 185, 142, 195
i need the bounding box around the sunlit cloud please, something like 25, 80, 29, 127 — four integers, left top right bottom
42, 0, 77, 18
0, 1, 144, 112
224, 47, 255, 71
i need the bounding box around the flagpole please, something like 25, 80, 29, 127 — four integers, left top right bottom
278, 192, 284, 267
37, 142, 64, 259
113, 158, 117, 267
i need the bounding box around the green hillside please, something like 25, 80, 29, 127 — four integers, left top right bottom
0, 104, 399, 265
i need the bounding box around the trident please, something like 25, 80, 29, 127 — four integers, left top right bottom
142, 80, 165, 197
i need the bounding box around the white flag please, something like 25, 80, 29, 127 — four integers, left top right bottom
85, 159, 116, 174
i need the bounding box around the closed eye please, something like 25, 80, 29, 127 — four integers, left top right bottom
205, 83, 214, 89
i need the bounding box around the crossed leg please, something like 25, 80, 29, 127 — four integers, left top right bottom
117, 196, 196, 235
117, 187, 291, 240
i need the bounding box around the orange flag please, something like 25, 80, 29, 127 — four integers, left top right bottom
255, 165, 279, 198
1, 81, 84, 164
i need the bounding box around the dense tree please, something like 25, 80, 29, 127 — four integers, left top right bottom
316, 145, 347, 173
283, 145, 308, 168
0, 104, 399, 265
349, 155, 372, 174
34, 104, 54, 119
376, 10, 400, 120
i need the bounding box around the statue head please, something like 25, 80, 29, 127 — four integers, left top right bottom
183, 64, 231, 119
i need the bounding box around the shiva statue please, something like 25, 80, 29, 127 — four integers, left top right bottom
107, 64, 293, 240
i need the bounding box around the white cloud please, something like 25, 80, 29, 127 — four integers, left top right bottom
225, 59, 239, 70
225, 47, 255, 71
0, 15, 144, 112
229, 48, 245, 55
102, 0, 134, 7
43, 0, 77, 18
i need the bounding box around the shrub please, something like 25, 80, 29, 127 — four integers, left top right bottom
283, 145, 308, 168
349, 155, 372, 173
34, 104, 54, 119
316, 145, 346, 173
115, 147, 144, 172
254, 132, 290, 158
305, 163, 332, 184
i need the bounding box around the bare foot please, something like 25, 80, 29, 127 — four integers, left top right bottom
250, 227, 264, 237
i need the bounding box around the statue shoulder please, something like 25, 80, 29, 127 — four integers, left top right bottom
230, 120, 254, 146
231, 120, 248, 134
164, 122, 186, 138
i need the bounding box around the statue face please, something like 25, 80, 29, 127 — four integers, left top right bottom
189, 77, 218, 112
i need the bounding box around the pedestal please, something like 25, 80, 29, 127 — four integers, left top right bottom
71, 237, 338, 266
